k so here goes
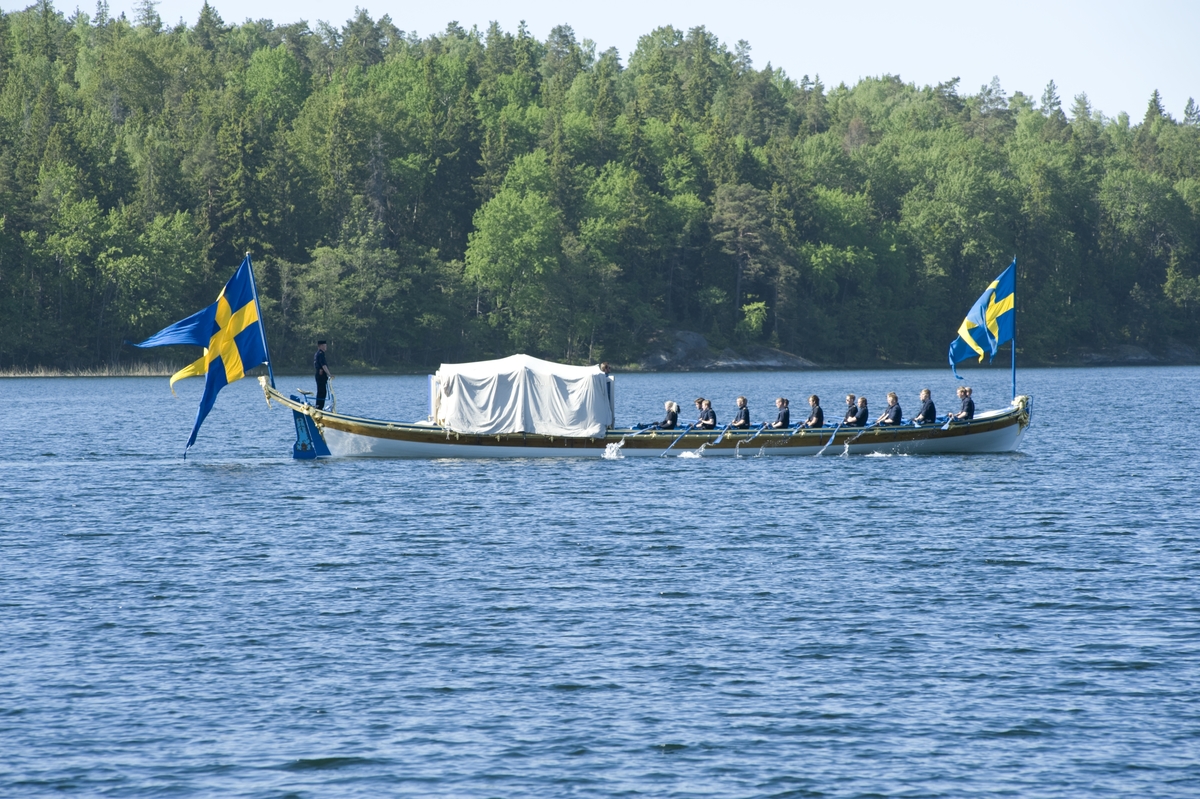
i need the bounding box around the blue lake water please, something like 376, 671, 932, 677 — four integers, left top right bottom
2, 367, 1199, 797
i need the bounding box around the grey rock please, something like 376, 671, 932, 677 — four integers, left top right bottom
1079, 345, 1160, 365
1164, 338, 1200, 364
638, 330, 817, 371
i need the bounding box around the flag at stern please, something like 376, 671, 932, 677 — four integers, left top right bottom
133, 255, 270, 450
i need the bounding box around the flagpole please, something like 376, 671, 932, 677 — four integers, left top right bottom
1011, 336, 1016, 400
1010, 256, 1017, 400
245, 252, 277, 389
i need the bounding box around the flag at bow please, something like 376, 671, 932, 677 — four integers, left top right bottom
948, 259, 1015, 379
133, 255, 271, 451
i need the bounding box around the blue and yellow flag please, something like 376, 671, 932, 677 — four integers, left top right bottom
134, 255, 270, 451
948, 259, 1015, 379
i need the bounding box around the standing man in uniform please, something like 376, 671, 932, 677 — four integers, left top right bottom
314, 340, 332, 410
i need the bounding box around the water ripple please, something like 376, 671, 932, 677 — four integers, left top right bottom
2, 369, 1199, 796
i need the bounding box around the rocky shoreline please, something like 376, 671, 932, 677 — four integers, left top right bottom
1072, 339, 1200, 366
626, 331, 1200, 372
633, 331, 819, 372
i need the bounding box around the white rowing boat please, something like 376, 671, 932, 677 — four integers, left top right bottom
260, 377, 1031, 459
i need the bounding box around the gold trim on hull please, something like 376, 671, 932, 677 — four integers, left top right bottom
261, 379, 1031, 458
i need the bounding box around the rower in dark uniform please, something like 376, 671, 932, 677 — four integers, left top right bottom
767, 397, 790, 428
913, 388, 937, 424
949, 387, 975, 421
876, 392, 902, 425
659, 401, 680, 429
801, 394, 824, 428
843, 394, 858, 424
731, 396, 750, 429
850, 396, 869, 427
696, 398, 717, 429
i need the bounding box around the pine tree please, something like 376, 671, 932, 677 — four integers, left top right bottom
1143, 89, 1165, 126
0, 11, 10, 87
1040, 80, 1061, 113
133, 0, 160, 33
1069, 92, 1091, 121
1184, 97, 1199, 127
192, 1, 225, 51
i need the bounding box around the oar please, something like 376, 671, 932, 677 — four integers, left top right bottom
734, 423, 768, 456
711, 423, 733, 445
744, 422, 769, 444
843, 421, 878, 448
660, 423, 695, 457
940, 417, 955, 431
814, 422, 843, 457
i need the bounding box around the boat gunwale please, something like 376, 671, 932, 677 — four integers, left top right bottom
263, 381, 1028, 451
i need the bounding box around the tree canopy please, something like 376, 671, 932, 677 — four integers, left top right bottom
2, 3, 1198, 369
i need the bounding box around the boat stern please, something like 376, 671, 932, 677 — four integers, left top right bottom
291, 398, 332, 459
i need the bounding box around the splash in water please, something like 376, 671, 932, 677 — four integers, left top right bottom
679, 443, 709, 459
602, 438, 626, 459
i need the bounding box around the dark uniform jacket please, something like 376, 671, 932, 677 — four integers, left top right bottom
732, 407, 750, 427
804, 406, 824, 428
914, 399, 936, 423
881, 403, 902, 425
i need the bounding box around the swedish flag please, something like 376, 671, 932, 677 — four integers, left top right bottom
948, 259, 1015, 379
134, 255, 271, 451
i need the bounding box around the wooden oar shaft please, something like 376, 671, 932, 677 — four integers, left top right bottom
660, 424, 695, 456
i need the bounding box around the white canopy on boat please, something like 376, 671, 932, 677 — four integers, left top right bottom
432, 354, 614, 437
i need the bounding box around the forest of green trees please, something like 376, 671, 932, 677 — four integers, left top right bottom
2, 0, 1199, 370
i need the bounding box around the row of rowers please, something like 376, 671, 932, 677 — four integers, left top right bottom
647, 387, 977, 431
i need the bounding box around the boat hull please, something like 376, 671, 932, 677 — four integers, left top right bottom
262, 380, 1031, 459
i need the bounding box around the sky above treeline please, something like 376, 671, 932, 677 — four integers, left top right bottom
6, 0, 1195, 121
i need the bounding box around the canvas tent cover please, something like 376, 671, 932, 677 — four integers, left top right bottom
433, 355, 614, 437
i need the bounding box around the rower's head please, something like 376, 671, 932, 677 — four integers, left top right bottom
736, 396, 746, 408
858, 396, 868, 407
694, 397, 705, 409
886, 392, 898, 406
920, 388, 930, 400
599, 362, 611, 375
701, 399, 712, 409
846, 394, 856, 405
776, 397, 788, 408
809, 394, 819, 407
317, 340, 327, 351
965, 386, 973, 396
